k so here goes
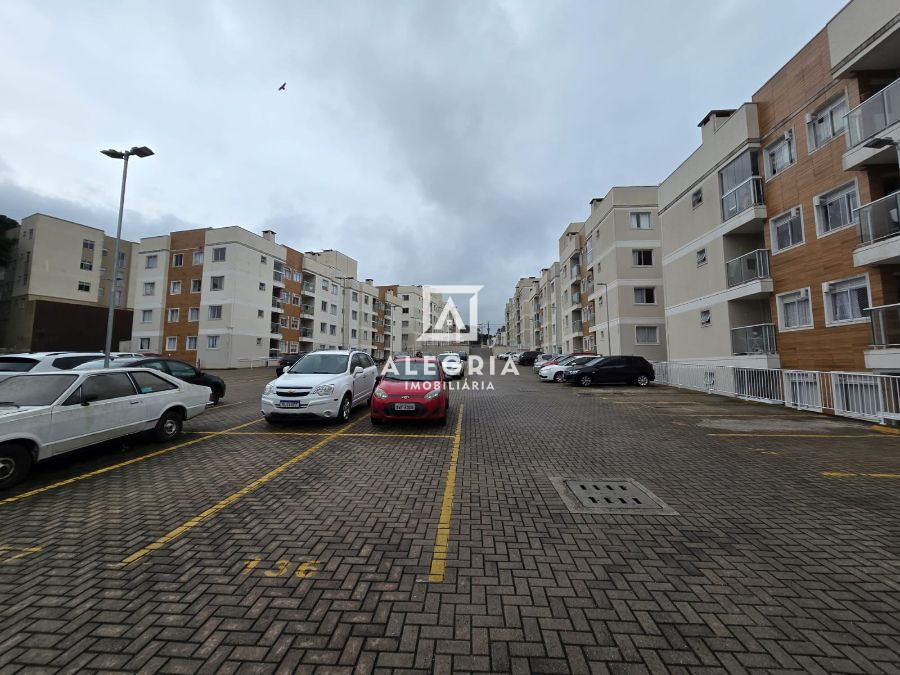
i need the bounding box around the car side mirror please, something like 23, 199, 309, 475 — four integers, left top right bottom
354, 366, 364, 376
81, 393, 99, 406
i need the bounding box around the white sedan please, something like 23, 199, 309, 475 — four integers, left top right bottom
0, 368, 211, 490
539, 355, 597, 382
438, 353, 464, 379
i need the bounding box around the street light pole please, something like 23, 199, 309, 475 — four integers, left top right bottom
100, 146, 154, 368
598, 281, 611, 356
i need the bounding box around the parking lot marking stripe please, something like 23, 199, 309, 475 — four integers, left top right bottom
184, 431, 454, 439
708, 433, 877, 438
871, 424, 900, 435
428, 404, 464, 583
120, 415, 368, 566
822, 471, 900, 479
0, 419, 262, 507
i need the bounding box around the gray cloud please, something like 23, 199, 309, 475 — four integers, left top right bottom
0, 0, 847, 326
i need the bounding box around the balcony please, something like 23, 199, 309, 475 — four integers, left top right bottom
570, 264, 581, 280
300, 327, 313, 339
853, 190, 900, 266
865, 304, 900, 370
272, 270, 285, 287
300, 303, 315, 316
271, 298, 282, 310
725, 248, 774, 300
731, 323, 777, 355
843, 77, 900, 170
571, 291, 581, 306
302, 282, 316, 294
570, 320, 582, 333
721, 177, 766, 233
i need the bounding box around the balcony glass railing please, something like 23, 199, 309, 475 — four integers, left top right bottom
846, 76, 900, 148
726, 249, 770, 287
273, 270, 284, 284
570, 264, 581, 280
270, 323, 281, 334
731, 323, 777, 355
300, 328, 313, 338
722, 176, 764, 221
300, 304, 314, 315
867, 303, 900, 348
571, 292, 581, 306
856, 189, 900, 245
571, 320, 582, 332
271, 298, 282, 310
302, 282, 315, 294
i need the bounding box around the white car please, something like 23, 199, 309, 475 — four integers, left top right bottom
510, 352, 523, 364
532, 353, 559, 372
438, 353, 464, 379
0, 368, 211, 489
539, 355, 596, 382
261, 350, 378, 423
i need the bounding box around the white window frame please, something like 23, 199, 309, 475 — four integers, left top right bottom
207, 335, 220, 349
208, 305, 223, 320
212, 247, 226, 262
764, 130, 795, 180
629, 212, 652, 230
632, 249, 653, 267
186, 336, 198, 351
172, 253, 184, 267
190, 279, 201, 293
633, 287, 656, 305
814, 180, 859, 238
141, 309, 153, 323
696, 248, 707, 267
776, 287, 814, 331
145, 254, 158, 269
77, 281, 91, 293
259, 282, 266, 291
188, 307, 199, 322
165, 336, 177, 351
806, 94, 848, 153
143, 282, 155, 296
769, 206, 805, 254
139, 338, 151, 350
700, 309, 711, 326
192, 251, 203, 265
170, 280, 182, 295
210, 275, 225, 291
167, 308, 180, 323
634, 325, 659, 345
821, 274, 870, 327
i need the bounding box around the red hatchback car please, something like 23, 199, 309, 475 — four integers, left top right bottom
370, 357, 449, 425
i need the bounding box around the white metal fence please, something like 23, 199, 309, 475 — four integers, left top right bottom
652, 361, 900, 423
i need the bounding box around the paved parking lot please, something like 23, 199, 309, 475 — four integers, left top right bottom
1, 350, 899, 673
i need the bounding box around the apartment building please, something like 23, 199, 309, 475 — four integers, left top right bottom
555, 223, 593, 353
536, 262, 563, 352
585, 187, 667, 360
507, 277, 538, 350
0, 213, 137, 351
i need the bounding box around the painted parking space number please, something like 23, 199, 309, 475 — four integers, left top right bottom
242, 557, 320, 578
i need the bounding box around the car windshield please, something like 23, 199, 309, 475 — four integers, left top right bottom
0, 374, 78, 406
0, 357, 39, 372
438, 353, 460, 362
383, 360, 441, 382
288, 353, 348, 374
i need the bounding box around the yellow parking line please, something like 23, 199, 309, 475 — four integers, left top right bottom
428, 404, 464, 583
120, 416, 367, 566
871, 424, 900, 435
186, 431, 453, 439
0, 419, 261, 507
708, 433, 877, 438
822, 471, 900, 479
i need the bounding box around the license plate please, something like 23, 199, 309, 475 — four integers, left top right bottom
394, 403, 416, 411
279, 400, 300, 408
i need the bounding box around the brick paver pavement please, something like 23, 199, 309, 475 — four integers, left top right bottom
0, 351, 898, 673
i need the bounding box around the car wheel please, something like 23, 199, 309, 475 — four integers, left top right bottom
635, 374, 650, 387
153, 409, 183, 442
553, 372, 565, 383
336, 394, 352, 424
0, 444, 32, 491
578, 375, 593, 387
210, 389, 222, 406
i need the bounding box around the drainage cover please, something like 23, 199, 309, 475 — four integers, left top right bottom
550, 477, 676, 515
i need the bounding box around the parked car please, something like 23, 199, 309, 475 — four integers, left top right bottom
565, 355, 655, 387
370, 357, 449, 425
393, 352, 410, 359
532, 354, 560, 372
276, 352, 307, 377
261, 350, 378, 423
538, 355, 597, 382
438, 352, 464, 379
457, 351, 468, 361
517, 351, 540, 366
535, 351, 595, 372
510, 352, 523, 364
0, 369, 211, 489
73, 357, 227, 404
0, 352, 106, 385
497, 352, 512, 360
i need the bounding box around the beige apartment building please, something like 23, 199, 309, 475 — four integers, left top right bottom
536, 262, 563, 352
0, 213, 137, 352
506, 277, 538, 350
378, 285, 447, 353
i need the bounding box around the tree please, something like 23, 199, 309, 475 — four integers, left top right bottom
0, 215, 18, 267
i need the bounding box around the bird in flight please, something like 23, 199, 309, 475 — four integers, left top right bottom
278, 83, 286, 91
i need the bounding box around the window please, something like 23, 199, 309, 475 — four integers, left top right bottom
212, 247, 226, 262
331, 283, 338, 295
402, 320, 409, 328
351, 328, 358, 338
364, 296, 370, 304
824, 276, 869, 325
290, 317, 300, 329
141, 309, 153, 323
209, 305, 223, 320
139, 338, 151, 350
402, 294, 410, 301
172, 253, 184, 267
78, 373, 136, 402
143, 282, 155, 296
165, 336, 177, 351
700, 310, 711, 326
765, 131, 795, 178
635, 326, 659, 344
320, 322, 327, 333
330, 325, 337, 336
167, 308, 179, 323
352, 291, 359, 302
256, 338, 263, 346
720, 149, 761, 219
83, 239, 95, 251
257, 309, 264, 318
132, 371, 177, 393
190, 279, 201, 293
402, 307, 409, 314
192, 250, 203, 265
630, 212, 651, 230
351, 310, 358, 320
170, 280, 182, 295
632, 249, 653, 266
584, 238, 593, 266
259, 282, 266, 291
280, 316, 289, 328
807, 96, 848, 151
210, 275, 224, 291
691, 189, 703, 208
291, 294, 300, 305
696, 248, 707, 267
289, 342, 299, 354
633, 287, 656, 304
260, 255, 267, 264
207, 335, 220, 349
77, 281, 91, 292
145, 254, 158, 269
321, 279, 329, 291
80, 260, 93, 271
189, 307, 199, 321
330, 304, 337, 315
777, 289, 813, 330
771, 208, 805, 251
321, 300, 327, 311
816, 183, 858, 235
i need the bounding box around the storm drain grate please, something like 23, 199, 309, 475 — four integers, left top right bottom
550, 477, 677, 515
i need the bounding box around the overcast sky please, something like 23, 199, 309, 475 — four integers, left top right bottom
0, 0, 847, 327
